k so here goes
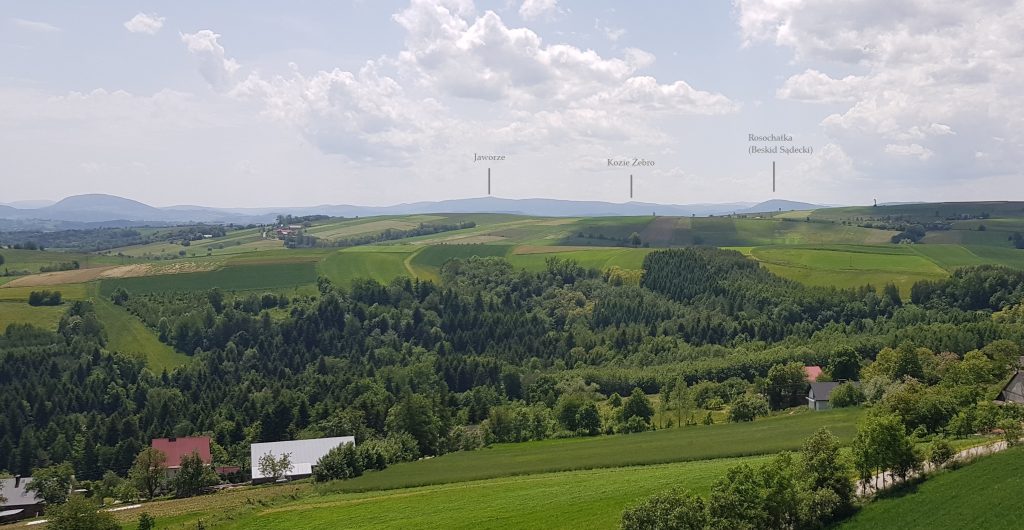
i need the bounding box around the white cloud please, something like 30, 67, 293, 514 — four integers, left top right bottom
737, 0, 1024, 183
776, 70, 862, 103
519, 0, 559, 20
124, 13, 165, 35
884, 143, 933, 161
181, 30, 241, 91
230, 64, 449, 162
595, 19, 626, 42
11, 18, 60, 33
176, 2, 735, 165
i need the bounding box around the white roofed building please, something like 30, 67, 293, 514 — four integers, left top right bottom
250, 436, 354, 483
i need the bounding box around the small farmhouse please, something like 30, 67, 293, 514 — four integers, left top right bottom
250, 436, 355, 484
0, 476, 44, 524
807, 381, 859, 411
152, 436, 212, 477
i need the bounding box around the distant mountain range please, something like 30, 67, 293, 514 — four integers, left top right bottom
0, 194, 826, 227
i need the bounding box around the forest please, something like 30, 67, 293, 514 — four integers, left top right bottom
1, 247, 1023, 508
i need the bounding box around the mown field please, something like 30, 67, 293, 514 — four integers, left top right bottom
743, 243, 1024, 296
223, 456, 767, 530
841, 445, 1024, 530
99, 261, 318, 296
318, 247, 416, 285
319, 407, 861, 494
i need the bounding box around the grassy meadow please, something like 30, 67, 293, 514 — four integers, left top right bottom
223, 456, 767, 530
319, 407, 861, 494
841, 445, 1024, 530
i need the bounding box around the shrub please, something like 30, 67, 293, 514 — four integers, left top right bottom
312, 443, 362, 483
928, 438, 955, 468
998, 419, 1023, 447
46, 495, 119, 530
618, 415, 652, 434
829, 383, 865, 408
621, 489, 707, 530
28, 290, 63, 306
728, 393, 769, 422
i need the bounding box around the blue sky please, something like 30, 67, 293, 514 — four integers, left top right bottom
2, 1, 1021, 207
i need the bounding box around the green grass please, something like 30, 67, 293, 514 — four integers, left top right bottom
318, 247, 415, 286
559, 216, 655, 246
99, 262, 318, 295
810, 202, 1024, 223
407, 244, 513, 280
320, 407, 862, 494
749, 245, 949, 294
507, 247, 653, 272
94, 298, 189, 372
0, 283, 91, 302
0, 248, 125, 272
224, 456, 767, 530
0, 301, 65, 332
841, 445, 1024, 529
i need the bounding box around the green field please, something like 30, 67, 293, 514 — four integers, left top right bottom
748, 245, 949, 294
94, 298, 189, 372
224, 456, 767, 530
0, 248, 125, 273
744, 243, 1024, 295
0, 301, 65, 333
99, 262, 318, 295
407, 244, 513, 281
841, 446, 1024, 530
507, 247, 653, 272
321, 408, 861, 494
318, 247, 416, 285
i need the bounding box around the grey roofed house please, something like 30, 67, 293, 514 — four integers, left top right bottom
250, 436, 355, 483
807, 381, 859, 411
0, 476, 44, 524
998, 371, 1024, 404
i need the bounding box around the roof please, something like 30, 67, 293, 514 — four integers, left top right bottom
1000, 371, 1024, 404
151, 436, 212, 468
250, 436, 355, 480
0, 478, 41, 508
803, 366, 824, 382
808, 382, 840, 401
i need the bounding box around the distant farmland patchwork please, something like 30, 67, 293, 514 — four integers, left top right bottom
4, 207, 1024, 371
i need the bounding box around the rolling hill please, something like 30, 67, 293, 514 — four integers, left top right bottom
0, 194, 825, 224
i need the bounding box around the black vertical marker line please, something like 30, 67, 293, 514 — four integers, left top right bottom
772, 161, 776, 193
630, 174, 633, 199
488, 168, 491, 196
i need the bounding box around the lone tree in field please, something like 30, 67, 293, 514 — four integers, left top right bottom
620, 388, 654, 424
171, 451, 218, 498
129, 447, 167, 499
258, 451, 293, 482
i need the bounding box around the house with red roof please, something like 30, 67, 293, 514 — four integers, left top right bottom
151, 436, 212, 478
803, 365, 823, 382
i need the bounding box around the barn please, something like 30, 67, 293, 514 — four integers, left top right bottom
250, 436, 355, 484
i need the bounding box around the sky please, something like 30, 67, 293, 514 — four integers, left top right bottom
1, 0, 1022, 208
